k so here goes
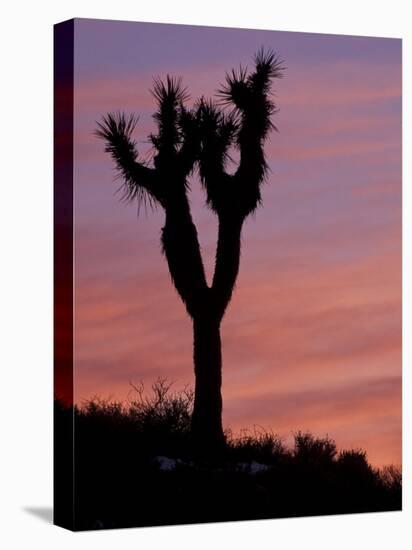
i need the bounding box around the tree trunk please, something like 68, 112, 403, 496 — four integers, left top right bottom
191, 316, 225, 454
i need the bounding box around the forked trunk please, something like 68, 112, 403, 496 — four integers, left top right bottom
191, 316, 225, 454
162, 206, 243, 456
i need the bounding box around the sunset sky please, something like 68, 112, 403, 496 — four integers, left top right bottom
72, 19, 401, 467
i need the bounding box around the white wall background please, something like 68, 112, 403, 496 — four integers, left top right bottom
0, 1, 410, 548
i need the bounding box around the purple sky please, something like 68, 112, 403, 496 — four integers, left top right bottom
72, 19, 401, 466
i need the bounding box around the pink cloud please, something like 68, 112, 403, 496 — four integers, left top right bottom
72, 53, 401, 468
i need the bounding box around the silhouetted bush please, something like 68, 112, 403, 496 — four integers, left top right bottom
381, 464, 402, 489
226, 427, 286, 465
337, 449, 374, 477
294, 431, 337, 466
55, 380, 402, 530
127, 378, 193, 437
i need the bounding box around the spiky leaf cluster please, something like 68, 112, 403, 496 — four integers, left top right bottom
199, 48, 284, 217
97, 50, 284, 218
95, 112, 156, 208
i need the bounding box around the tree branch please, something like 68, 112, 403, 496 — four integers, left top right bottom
161, 195, 209, 318
177, 104, 201, 177
218, 49, 284, 216
96, 112, 163, 207
211, 215, 243, 320
197, 100, 237, 214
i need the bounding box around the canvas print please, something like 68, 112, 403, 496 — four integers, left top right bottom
54, 18, 402, 531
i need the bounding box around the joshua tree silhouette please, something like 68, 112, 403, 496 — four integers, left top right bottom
97, 49, 283, 454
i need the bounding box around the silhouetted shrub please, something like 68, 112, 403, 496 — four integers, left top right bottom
55, 380, 402, 530
337, 449, 374, 476
380, 464, 402, 489
127, 378, 194, 435
76, 378, 194, 459
294, 431, 337, 466
226, 427, 286, 465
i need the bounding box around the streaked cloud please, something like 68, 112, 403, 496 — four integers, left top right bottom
71, 23, 401, 468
